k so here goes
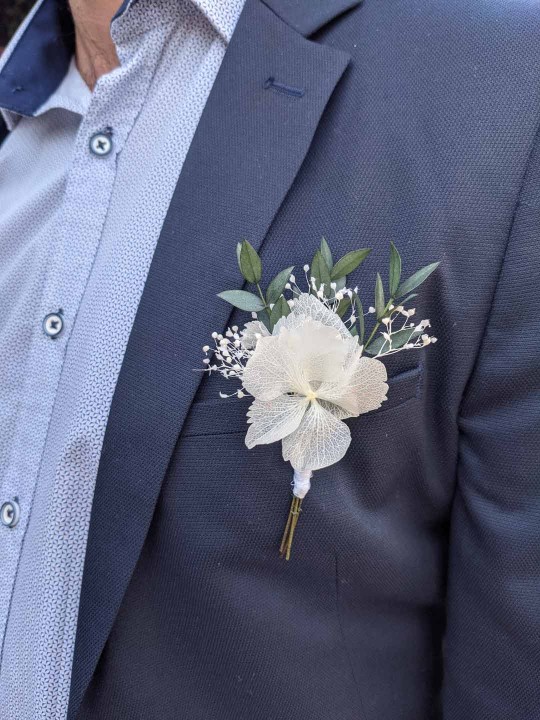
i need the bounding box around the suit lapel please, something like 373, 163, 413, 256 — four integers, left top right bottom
263, 0, 364, 35
69, 0, 355, 715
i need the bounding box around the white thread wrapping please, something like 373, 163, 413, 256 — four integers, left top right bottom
292, 469, 313, 499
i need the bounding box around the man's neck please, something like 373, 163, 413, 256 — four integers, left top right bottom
69, 0, 121, 90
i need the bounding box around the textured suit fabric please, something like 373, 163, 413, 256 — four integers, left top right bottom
70, 0, 540, 718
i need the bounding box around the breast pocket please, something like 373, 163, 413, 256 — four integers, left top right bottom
182, 361, 424, 439
170, 360, 424, 546
161, 361, 425, 584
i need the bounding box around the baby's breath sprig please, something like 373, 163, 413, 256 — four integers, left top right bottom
202, 325, 253, 398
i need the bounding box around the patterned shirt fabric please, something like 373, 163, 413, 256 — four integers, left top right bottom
0, 0, 245, 717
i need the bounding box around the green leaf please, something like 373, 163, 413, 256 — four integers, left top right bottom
217, 290, 265, 312
388, 241, 402, 297
330, 249, 371, 281
320, 237, 333, 270
239, 240, 262, 284
400, 293, 418, 305
236, 242, 242, 271
257, 308, 272, 332
350, 325, 358, 337
310, 250, 331, 293
364, 327, 422, 356
396, 261, 440, 298
270, 295, 291, 326
355, 296, 365, 344
266, 266, 294, 305
334, 276, 347, 293
375, 273, 385, 320
336, 297, 351, 318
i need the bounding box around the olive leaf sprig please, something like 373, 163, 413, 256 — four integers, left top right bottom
217, 238, 439, 356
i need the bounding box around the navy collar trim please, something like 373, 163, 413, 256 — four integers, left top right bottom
0, 0, 75, 117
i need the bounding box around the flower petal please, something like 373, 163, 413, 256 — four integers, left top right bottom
242, 336, 298, 400
316, 356, 388, 416
274, 292, 350, 339
277, 321, 354, 386
245, 395, 309, 448
282, 400, 351, 471
317, 399, 352, 420
241, 320, 270, 350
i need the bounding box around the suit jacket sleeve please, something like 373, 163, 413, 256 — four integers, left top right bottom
443, 128, 540, 717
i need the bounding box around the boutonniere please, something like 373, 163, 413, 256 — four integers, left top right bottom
203, 239, 439, 559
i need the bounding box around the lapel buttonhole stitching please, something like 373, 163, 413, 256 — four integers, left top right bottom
264, 76, 305, 98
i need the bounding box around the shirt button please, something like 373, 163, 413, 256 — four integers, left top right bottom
89, 130, 113, 157
1, 500, 20, 528
43, 312, 64, 338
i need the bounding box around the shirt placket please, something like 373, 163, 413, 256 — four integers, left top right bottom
0, 9, 168, 662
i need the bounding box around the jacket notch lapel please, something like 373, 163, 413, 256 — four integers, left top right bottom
263, 0, 363, 36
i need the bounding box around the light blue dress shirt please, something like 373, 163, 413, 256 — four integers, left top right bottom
0, 0, 245, 717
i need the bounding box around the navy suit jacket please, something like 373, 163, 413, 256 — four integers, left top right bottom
3, 0, 539, 717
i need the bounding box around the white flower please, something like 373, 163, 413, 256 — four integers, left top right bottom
240, 320, 270, 350
242, 294, 388, 473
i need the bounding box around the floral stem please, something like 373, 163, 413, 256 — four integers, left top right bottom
279, 498, 295, 556
363, 323, 379, 350
279, 495, 303, 560
364, 296, 394, 350
256, 283, 268, 310
286, 497, 302, 560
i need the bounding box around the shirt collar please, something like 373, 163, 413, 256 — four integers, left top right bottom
37, 56, 91, 116
114, 0, 244, 44
0, 0, 245, 128
192, 0, 244, 44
